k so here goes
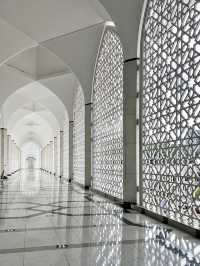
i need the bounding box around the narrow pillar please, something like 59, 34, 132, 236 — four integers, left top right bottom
44, 146, 47, 171
69, 121, 73, 182
56, 133, 60, 177
60, 131, 64, 178
11, 140, 14, 174
41, 148, 43, 169
44, 145, 47, 171
0, 128, 8, 177
53, 137, 57, 176
7, 135, 11, 175
123, 60, 138, 205
46, 145, 48, 171
16, 145, 21, 171
47, 143, 50, 173
12, 141, 16, 173
84, 103, 92, 189
49, 141, 53, 174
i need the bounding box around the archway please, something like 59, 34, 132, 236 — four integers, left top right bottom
91, 27, 124, 199
140, 0, 200, 229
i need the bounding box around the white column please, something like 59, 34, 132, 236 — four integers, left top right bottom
10, 140, 14, 173
60, 131, 64, 178
54, 137, 57, 176
44, 145, 47, 171
0, 128, 8, 177
47, 143, 50, 172
69, 121, 73, 182
16, 145, 21, 171
123, 60, 138, 205
84, 104, 92, 188
14, 143, 17, 172
57, 132, 60, 177
41, 148, 43, 170
0, 129, 3, 176
49, 141, 53, 174
7, 135, 11, 175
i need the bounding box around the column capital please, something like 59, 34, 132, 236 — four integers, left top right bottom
124, 57, 140, 64
85, 102, 92, 106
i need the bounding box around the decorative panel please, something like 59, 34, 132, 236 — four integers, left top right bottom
73, 87, 85, 184
63, 119, 69, 179
142, 0, 200, 229
92, 29, 124, 199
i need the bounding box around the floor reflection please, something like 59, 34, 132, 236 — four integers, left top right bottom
145, 225, 200, 266
20, 170, 41, 197
0, 170, 199, 266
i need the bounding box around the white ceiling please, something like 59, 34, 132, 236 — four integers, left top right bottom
7, 45, 71, 80
0, 0, 110, 42
12, 112, 54, 147
3, 82, 67, 147
0, 0, 145, 147
99, 0, 144, 59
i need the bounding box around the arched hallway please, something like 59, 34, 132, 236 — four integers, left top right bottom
0, 0, 199, 265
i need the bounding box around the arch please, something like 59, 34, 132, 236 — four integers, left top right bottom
1, 83, 68, 149
2, 82, 66, 130
0, 44, 81, 122
91, 27, 124, 200
11, 113, 54, 147
140, 0, 200, 229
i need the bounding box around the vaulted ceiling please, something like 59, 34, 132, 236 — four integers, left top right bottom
0, 0, 144, 147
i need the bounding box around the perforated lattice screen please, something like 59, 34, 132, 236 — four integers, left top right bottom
73, 87, 85, 184
142, 0, 200, 229
92, 29, 124, 199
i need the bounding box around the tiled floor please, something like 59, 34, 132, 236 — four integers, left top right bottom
0, 170, 199, 266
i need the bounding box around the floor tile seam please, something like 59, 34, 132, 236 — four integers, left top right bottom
26, 206, 65, 212
0, 201, 53, 204
0, 239, 147, 255
0, 206, 67, 219
0, 223, 137, 234
51, 211, 124, 217
0, 211, 50, 219
0, 208, 36, 211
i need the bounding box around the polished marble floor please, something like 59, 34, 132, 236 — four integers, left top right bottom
0, 170, 199, 266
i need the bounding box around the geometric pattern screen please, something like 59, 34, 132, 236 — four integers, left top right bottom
142, 0, 200, 229
73, 87, 85, 185
92, 29, 124, 200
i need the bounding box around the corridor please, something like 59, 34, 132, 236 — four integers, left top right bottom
0, 0, 200, 265
0, 170, 199, 266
